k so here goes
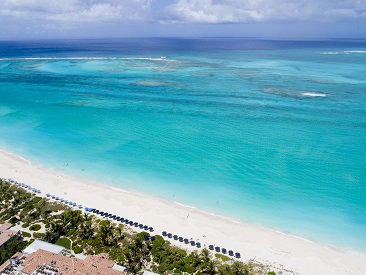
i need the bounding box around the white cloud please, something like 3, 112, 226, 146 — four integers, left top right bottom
0, 0, 365, 26
0, 0, 152, 22
162, 0, 366, 23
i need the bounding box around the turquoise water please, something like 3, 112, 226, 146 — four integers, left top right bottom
0, 39, 365, 251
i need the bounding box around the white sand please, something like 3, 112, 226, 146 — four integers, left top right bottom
1, 149, 365, 275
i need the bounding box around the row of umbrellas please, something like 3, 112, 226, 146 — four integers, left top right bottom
46, 193, 83, 209
5, 178, 241, 259
85, 208, 154, 232
6, 178, 41, 193
208, 245, 241, 258
162, 231, 202, 248
162, 231, 241, 258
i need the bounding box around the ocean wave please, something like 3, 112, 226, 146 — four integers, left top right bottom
320, 52, 340, 55
343, 50, 366, 53
173, 201, 196, 209
302, 92, 327, 97
0, 57, 179, 62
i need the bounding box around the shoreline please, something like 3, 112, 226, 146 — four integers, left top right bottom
1, 149, 366, 274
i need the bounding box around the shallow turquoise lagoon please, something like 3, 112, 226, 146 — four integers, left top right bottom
0, 39, 365, 251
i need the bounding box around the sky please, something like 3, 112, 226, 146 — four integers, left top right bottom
0, 0, 365, 39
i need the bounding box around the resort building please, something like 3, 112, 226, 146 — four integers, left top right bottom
0, 223, 21, 250
0, 240, 127, 275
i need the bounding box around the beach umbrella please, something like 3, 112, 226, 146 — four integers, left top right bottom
190, 241, 195, 246
167, 233, 172, 238
151, 236, 156, 241
173, 235, 178, 240
235, 252, 241, 258
222, 248, 227, 254
139, 224, 144, 228
184, 238, 189, 244
196, 242, 201, 248
72, 202, 77, 206
129, 221, 134, 225
162, 231, 167, 236
55, 197, 60, 200
228, 250, 234, 256
215, 246, 220, 252
209, 245, 214, 250
148, 227, 154, 232
46, 194, 50, 197
60, 199, 64, 202
124, 219, 129, 223
178, 237, 183, 242
120, 218, 125, 222
78, 205, 82, 209
144, 234, 150, 240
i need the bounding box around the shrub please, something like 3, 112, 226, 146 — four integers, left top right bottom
22, 223, 29, 228
215, 253, 230, 262
9, 217, 19, 224
33, 232, 45, 239
22, 232, 31, 238
31, 197, 42, 204
268, 272, 276, 275
29, 224, 41, 231
73, 246, 83, 254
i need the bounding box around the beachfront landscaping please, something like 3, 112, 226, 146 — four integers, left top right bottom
0, 179, 269, 274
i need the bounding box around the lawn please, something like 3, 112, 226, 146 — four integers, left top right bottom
55, 237, 71, 250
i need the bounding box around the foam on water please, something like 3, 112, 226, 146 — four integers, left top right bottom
302, 92, 327, 97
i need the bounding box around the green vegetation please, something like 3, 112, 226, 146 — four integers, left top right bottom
0, 179, 271, 274
55, 237, 71, 249
0, 237, 28, 266
73, 246, 83, 254
22, 231, 31, 238
29, 224, 41, 231
215, 253, 231, 262
268, 272, 276, 275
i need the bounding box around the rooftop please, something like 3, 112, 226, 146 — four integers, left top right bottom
0, 223, 19, 247
21, 249, 127, 275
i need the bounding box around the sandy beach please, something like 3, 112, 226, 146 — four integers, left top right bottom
1, 149, 365, 275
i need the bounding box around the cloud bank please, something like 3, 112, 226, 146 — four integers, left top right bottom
163, 0, 366, 23
0, 0, 152, 22
1, 0, 365, 24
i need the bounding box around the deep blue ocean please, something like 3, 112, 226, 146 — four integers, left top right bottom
0, 38, 365, 251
